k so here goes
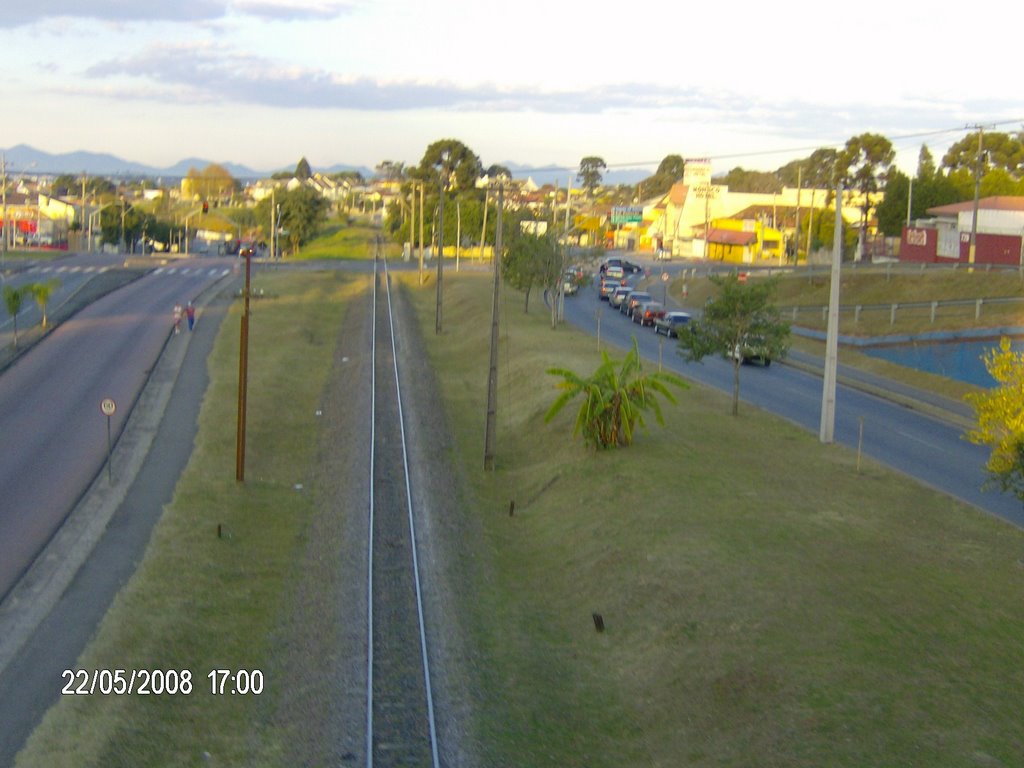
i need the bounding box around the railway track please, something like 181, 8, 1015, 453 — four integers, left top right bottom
365, 252, 440, 768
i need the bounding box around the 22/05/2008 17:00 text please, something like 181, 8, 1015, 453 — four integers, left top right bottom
60, 668, 265, 696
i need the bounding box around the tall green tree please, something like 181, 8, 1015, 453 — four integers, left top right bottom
778, 148, 839, 188
942, 131, 1024, 179
414, 138, 482, 192
640, 155, 687, 198
295, 157, 312, 181
375, 160, 405, 181
577, 156, 607, 195
545, 338, 687, 449
917, 144, 937, 179
258, 185, 328, 255
677, 273, 790, 416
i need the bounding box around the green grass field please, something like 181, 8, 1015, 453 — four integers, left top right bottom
16, 264, 1024, 767
403, 271, 1024, 766
294, 218, 401, 260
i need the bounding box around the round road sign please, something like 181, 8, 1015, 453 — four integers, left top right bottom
100, 398, 117, 417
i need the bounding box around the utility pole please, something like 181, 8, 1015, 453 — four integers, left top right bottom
483, 184, 503, 470
436, 177, 444, 334
236, 249, 253, 482
1, 153, 7, 266
269, 188, 276, 260
968, 125, 985, 270
793, 166, 802, 265
479, 188, 489, 263
820, 182, 842, 444
409, 180, 416, 266
906, 175, 914, 229
419, 182, 425, 284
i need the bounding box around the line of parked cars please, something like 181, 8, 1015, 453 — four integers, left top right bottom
599, 272, 692, 337
594, 259, 774, 365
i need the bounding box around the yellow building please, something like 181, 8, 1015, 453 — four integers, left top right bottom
702, 217, 784, 264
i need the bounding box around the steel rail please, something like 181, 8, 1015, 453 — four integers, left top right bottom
366, 252, 441, 768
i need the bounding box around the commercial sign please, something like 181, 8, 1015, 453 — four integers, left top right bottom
611, 206, 643, 224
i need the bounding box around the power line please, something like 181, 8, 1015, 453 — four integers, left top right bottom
528, 118, 1024, 175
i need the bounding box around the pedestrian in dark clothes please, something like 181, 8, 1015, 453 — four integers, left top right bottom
186, 302, 196, 331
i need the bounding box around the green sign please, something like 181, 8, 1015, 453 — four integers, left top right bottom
611, 206, 643, 224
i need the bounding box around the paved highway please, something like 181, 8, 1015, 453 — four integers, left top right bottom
563, 270, 1024, 530
0, 255, 233, 600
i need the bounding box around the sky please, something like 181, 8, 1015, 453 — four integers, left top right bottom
1, 0, 1021, 178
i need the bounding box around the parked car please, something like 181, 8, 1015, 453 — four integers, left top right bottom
609, 285, 635, 309
562, 271, 579, 296
730, 336, 772, 366
654, 311, 691, 337
598, 275, 625, 300
622, 291, 652, 317
601, 257, 642, 275
634, 300, 666, 326
604, 264, 625, 279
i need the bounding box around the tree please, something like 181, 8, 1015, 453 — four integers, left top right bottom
778, 148, 838, 188
375, 160, 405, 181
639, 154, 687, 198
502, 230, 559, 313
545, 338, 687, 449
838, 133, 895, 258
182, 164, 237, 202
28, 279, 59, 329
677, 273, 790, 416
262, 185, 329, 255
485, 164, 512, 179
965, 338, 1024, 500
917, 144, 937, 179
295, 157, 312, 181
414, 139, 482, 192
577, 156, 607, 195
51, 174, 79, 197
942, 131, 1024, 179
3, 285, 24, 348
718, 167, 782, 194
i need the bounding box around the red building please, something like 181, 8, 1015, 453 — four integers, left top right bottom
900, 197, 1024, 266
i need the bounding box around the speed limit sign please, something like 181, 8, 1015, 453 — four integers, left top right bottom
100, 398, 116, 417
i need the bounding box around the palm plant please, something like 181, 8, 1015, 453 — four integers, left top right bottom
29, 279, 59, 329
545, 338, 687, 449
3, 284, 24, 348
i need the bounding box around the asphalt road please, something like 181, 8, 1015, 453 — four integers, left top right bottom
563, 275, 1024, 529
0, 255, 233, 601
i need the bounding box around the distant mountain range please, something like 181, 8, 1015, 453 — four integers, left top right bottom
0, 144, 371, 181
0, 144, 653, 187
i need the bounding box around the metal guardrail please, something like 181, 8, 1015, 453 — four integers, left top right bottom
783, 295, 1024, 326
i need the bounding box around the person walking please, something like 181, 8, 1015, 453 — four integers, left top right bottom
186, 301, 196, 331
173, 303, 183, 334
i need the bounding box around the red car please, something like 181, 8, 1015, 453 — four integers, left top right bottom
634, 300, 666, 326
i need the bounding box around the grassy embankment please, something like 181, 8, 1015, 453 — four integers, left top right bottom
403, 270, 1024, 766
17, 264, 1024, 766
293, 216, 402, 260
